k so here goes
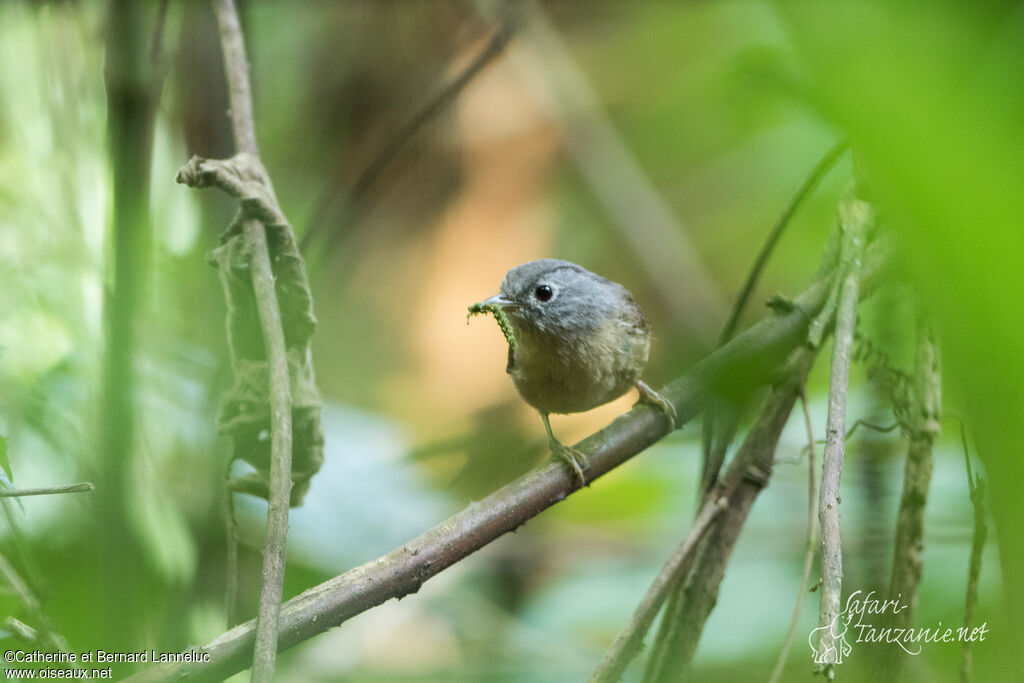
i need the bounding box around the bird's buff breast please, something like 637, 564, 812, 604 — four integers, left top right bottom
508, 318, 649, 415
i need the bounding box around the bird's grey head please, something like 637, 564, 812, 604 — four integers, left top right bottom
496, 259, 630, 337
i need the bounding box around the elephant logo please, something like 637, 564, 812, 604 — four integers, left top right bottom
809, 613, 853, 664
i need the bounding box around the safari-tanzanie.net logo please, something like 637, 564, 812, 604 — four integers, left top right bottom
808, 589, 989, 663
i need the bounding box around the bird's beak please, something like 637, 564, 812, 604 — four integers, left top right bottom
480, 294, 518, 309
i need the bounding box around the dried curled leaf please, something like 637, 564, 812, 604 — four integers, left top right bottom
467, 302, 517, 350
211, 218, 323, 507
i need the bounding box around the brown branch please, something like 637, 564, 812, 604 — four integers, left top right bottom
208, 1, 292, 680
123, 242, 888, 683
243, 213, 294, 683
590, 495, 727, 683
815, 191, 868, 676
212, 0, 257, 158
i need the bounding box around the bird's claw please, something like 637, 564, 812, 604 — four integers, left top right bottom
551, 442, 588, 487
636, 380, 677, 431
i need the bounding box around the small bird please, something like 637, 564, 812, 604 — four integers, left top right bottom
476, 259, 676, 484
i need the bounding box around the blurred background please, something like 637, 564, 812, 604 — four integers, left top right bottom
0, 0, 1020, 680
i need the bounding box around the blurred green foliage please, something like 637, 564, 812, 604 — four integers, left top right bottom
0, 1, 1018, 681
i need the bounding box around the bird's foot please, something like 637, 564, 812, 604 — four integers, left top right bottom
636, 380, 677, 430
550, 441, 588, 487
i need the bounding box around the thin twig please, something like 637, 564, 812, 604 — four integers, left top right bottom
241, 215, 293, 683
815, 192, 867, 676
960, 421, 987, 683
209, 1, 293, 680
777, 419, 900, 466
300, 20, 513, 254
0, 483, 94, 497
123, 246, 889, 683
590, 496, 728, 683
717, 139, 849, 346
213, 0, 258, 158
4, 617, 36, 642
769, 388, 819, 683
845, 419, 899, 439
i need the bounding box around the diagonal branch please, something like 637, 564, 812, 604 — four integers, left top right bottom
124, 240, 888, 683
717, 139, 849, 347
589, 495, 727, 683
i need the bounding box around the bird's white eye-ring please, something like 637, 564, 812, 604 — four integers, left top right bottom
534, 284, 553, 302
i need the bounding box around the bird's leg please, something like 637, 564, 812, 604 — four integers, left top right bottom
541, 412, 587, 486
636, 380, 677, 430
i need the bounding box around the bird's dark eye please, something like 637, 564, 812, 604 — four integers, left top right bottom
534, 285, 553, 302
